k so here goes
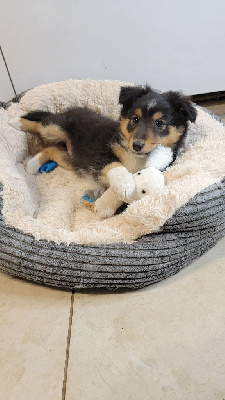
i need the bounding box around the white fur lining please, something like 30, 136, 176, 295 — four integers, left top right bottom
0, 79, 225, 245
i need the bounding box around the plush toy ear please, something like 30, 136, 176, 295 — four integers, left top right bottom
166, 91, 197, 123
119, 85, 152, 111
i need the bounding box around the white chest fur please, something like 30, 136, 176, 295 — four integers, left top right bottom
122, 145, 174, 172
112, 143, 173, 174
120, 150, 148, 173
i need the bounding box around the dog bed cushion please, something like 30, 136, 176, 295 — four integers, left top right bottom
0, 79, 224, 289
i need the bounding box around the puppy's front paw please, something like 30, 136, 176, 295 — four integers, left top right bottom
24, 154, 41, 174
9, 117, 22, 131
107, 166, 135, 202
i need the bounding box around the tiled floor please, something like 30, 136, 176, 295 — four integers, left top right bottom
203, 103, 225, 123
0, 105, 225, 400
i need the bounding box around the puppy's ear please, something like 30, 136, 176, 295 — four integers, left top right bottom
119, 85, 152, 108
166, 91, 197, 123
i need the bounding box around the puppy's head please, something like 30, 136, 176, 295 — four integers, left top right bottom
119, 85, 197, 156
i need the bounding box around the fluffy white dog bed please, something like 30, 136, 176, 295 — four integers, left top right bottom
0, 79, 224, 289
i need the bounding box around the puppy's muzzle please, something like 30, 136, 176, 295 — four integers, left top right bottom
132, 140, 145, 153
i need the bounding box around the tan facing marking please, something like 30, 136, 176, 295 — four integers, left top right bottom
27, 133, 47, 156
141, 135, 158, 153
20, 118, 42, 133
40, 124, 68, 143
112, 143, 128, 163
120, 117, 141, 152
38, 147, 74, 171
20, 118, 68, 143
160, 126, 184, 148
120, 117, 130, 141
144, 126, 184, 152
135, 108, 143, 118
152, 111, 163, 121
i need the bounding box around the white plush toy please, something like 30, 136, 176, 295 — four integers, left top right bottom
81, 145, 173, 218
93, 166, 165, 218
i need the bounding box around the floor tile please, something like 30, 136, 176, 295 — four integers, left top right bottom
66, 237, 225, 400
0, 272, 71, 400
203, 103, 225, 123
204, 103, 225, 115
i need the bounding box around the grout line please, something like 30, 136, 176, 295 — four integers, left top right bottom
0, 45, 17, 96
62, 290, 75, 400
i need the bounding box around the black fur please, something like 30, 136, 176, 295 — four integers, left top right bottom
120, 85, 196, 126
24, 85, 197, 177
119, 85, 152, 116
165, 91, 197, 123
26, 107, 121, 177
22, 111, 52, 121
119, 85, 197, 156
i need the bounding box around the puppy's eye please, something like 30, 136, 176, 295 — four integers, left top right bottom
155, 119, 163, 128
142, 190, 146, 194
132, 116, 139, 124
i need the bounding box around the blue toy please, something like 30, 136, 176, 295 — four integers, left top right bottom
80, 193, 95, 211
39, 161, 58, 173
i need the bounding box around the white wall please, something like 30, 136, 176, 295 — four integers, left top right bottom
0, 51, 15, 101
1, 0, 225, 101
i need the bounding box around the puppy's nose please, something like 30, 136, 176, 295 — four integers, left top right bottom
133, 141, 144, 152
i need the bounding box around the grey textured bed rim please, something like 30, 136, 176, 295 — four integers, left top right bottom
0, 89, 225, 290
0, 179, 224, 290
